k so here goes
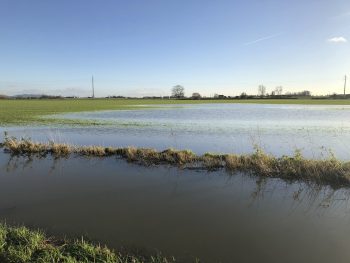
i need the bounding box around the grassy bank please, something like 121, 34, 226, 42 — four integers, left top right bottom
0, 223, 176, 263
1, 98, 350, 126
2, 136, 350, 189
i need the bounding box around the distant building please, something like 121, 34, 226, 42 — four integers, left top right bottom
191, 92, 201, 99
214, 94, 226, 99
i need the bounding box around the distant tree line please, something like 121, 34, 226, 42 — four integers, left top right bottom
1, 84, 348, 100
284, 90, 311, 96
166, 84, 314, 100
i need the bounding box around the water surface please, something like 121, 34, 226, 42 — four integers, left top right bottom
2, 103, 350, 159
1, 152, 350, 262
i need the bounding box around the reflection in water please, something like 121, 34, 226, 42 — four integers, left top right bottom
1, 152, 350, 262
5, 153, 350, 213
247, 174, 350, 216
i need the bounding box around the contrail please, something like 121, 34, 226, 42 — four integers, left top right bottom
244, 33, 282, 46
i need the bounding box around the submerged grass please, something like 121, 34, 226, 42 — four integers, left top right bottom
2, 136, 350, 189
0, 223, 176, 263
1, 98, 350, 126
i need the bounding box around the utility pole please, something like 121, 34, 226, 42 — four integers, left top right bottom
92, 75, 95, 98
344, 75, 347, 97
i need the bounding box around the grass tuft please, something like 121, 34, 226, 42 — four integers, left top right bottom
0, 223, 177, 263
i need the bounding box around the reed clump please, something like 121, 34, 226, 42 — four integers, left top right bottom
275, 153, 350, 186
50, 142, 72, 156
79, 146, 108, 157
116, 147, 197, 166
223, 149, 350, 188
202, 153, 224, 170
2, 136, 350, 188
160, 148, 197, 165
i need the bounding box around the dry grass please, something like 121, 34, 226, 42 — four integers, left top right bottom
224, 150, 350, 188
202, 153, 224, 170
79, 146, 108, 157
2, 136, 350, 188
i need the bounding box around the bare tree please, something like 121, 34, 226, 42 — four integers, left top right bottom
171, 85, 185, 98
274, 86, 283, 95
240, 92, 248, 99
258, 85, 266, 97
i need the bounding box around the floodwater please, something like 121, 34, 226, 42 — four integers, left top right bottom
0, 152, 350, 262
1, 103, 350, 262
2, 103, 350, 159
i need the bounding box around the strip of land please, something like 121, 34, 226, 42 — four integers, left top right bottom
1, 98, 350, 126
0, 223, 175, 263
1, 136, 349, 189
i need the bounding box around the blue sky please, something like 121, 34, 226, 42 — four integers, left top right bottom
0, 0, 349, 97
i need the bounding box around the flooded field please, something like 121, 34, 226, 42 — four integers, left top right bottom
1, 103, 350, 262
1, 152, 350, 262
2, 103, 350, 159
3, 0, 349, 261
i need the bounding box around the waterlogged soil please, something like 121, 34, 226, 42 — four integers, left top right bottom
1, 104, 350, 159
1, 152, 350, 262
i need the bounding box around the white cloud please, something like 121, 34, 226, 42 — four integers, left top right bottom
328, 37, 347, 43
332, 11, 350, 19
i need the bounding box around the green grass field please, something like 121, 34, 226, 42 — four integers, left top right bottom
1, 98, 350, 126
